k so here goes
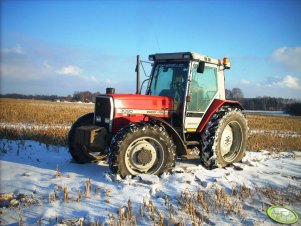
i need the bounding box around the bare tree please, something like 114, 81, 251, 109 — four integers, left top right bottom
231, 88, 244, 100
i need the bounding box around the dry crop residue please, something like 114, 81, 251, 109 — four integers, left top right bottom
0, 98, 93, 145
246, 114, 301, 151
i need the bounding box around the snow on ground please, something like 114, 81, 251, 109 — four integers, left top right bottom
0, 139, 300, 225
0, 123, 70, 131
249, 129, 301, 138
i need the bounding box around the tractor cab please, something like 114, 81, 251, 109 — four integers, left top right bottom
146, 52, 229, 134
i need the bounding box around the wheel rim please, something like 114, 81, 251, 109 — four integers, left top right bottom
220, 125, 233, 156
220, 121, 243, 163
125, 136, 164, 175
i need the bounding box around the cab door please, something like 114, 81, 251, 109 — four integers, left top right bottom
184, 62, 218, 132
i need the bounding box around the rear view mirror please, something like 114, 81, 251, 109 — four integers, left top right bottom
197, 62, 205, 74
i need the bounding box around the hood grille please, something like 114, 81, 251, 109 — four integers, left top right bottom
94, 96, 113, 132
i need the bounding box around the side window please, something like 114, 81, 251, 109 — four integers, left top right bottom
187, 65, 218, 112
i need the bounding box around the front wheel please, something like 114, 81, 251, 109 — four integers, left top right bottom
200, 108, 248, 168
109, 122, 176, 177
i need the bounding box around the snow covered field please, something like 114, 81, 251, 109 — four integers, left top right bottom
0, 139, 300, 225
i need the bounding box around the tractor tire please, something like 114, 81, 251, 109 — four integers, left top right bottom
200, 107, 248, 169
68, 113, 98, 163
109, 121, 176, 177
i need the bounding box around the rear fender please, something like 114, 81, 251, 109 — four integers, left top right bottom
144, 114, 187, 155
197, 99, 243, 133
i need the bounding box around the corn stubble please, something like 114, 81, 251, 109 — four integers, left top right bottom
246, 114, 301, 151
0, 98, 92, 146
10, 165, 300, 225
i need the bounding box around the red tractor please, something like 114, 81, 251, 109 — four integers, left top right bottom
68, 52, 248, 177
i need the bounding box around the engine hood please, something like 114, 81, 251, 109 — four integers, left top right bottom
109, 94, 174, 115
95, 94, 174, 133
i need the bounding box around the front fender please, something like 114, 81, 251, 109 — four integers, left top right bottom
144, 114, 187, 155
197, 99, 243, 133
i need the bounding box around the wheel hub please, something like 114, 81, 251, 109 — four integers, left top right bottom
137, 148, 152, 165
125, 139, 158, 174
220, 125, 233, 156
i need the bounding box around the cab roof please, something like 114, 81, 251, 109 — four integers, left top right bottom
149, 52, 220, 65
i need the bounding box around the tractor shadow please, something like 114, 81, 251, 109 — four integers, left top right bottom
176, 155, 203, 169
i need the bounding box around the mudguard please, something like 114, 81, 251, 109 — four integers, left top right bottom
197, 99, 243, 133
144, 114, 187, 155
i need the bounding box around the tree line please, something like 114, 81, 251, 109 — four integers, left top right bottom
226, 88, 297, 111
0, 91, 101, 103
226, 88, 300, 115
1, 89, 300, 115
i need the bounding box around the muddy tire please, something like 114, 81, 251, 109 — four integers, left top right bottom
109, 122, 176, 177
200, 107, 248, 168
68, 113, 97, 163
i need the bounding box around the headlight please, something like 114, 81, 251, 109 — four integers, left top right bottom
104, 118, 110, 124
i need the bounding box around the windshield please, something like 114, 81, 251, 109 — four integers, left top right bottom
148, 62, 189, 98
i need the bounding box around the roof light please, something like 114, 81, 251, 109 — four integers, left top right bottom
223, 57, 231, 69
183, 54, 191, 59
148, 55, 155, 61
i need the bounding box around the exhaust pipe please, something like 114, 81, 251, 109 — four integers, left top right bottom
136, 55, 140, 94
106, 87, 115, 94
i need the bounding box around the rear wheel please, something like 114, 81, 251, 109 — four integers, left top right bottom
68, 113, 98, 163
109, 122, 176, 177
200, 107, 248, 168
